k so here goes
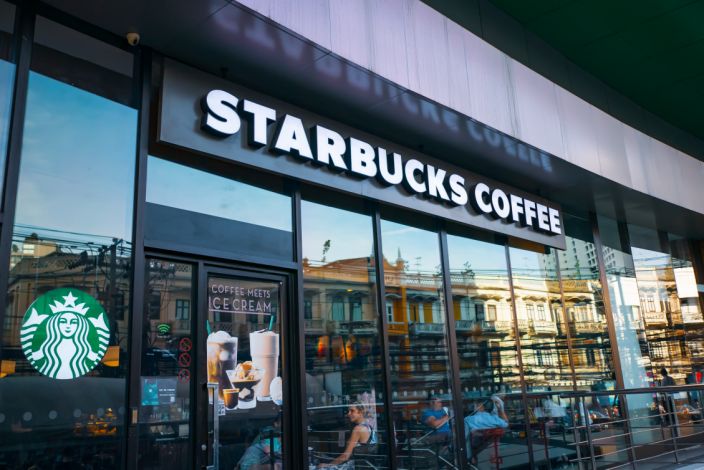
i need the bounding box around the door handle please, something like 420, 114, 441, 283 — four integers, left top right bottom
206, 382, 219, 470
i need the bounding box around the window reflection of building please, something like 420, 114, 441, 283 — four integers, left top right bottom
631, 243, 704, 384
511, 247, 573, 391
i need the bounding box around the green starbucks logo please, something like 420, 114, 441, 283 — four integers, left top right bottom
20, 289, 110, 380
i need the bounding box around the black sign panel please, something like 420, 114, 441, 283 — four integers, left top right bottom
158, 59, 566, 249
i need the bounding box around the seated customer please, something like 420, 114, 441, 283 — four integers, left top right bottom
238, 435, 281, 470
318, 403, 376, 469
464, 398, 509, 466
421, 395, 451, 443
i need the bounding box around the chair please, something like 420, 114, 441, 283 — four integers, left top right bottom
469, 428, 504, 470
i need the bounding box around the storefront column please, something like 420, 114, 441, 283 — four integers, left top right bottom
372, 206, 398, 469
0, 1, 33, 360
124, 47, 151, 468
292, 186, 309, 468
438, 227, 469, 467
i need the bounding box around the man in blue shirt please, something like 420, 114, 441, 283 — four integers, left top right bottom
464, 398, 509, 467
421, 396, 451, 443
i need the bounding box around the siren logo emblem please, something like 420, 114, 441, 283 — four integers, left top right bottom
20, 289, 110, 380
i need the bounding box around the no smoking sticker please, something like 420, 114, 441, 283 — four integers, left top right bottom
179, 337, 192, 352
178, 352, 191, 367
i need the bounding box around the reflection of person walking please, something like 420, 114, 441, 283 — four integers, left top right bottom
660, 368, 677, 434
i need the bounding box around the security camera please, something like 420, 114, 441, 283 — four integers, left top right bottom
126, 32, 140, 46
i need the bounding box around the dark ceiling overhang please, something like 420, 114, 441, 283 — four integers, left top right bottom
41, 0, 704, 239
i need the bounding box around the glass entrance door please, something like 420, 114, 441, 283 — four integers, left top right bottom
199, 270, 287, 470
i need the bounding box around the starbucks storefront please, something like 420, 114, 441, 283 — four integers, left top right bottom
2, 3, 704, 470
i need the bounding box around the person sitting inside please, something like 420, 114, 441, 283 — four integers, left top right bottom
464, 397, 509, 466
318, 403, 376, 469
421, 395, 451, 443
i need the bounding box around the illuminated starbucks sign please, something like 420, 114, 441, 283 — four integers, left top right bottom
200, 90, 562, 236
20, 289, 110, 380
158, 60, 567, 249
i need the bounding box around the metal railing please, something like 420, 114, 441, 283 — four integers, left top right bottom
536, 384, 704, 469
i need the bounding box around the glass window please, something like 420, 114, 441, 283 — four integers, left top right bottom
446, 233, 521, 466
0, 17, 136, 468
175, 299, 190, 320
509, 245, 573, 468
205, 274, 285, 469
382, 220, 459, 468
138, 260, 194, 469
596, 215, 657, 453
596, 216, 649, 389
146, 157, 293, 262
0, 1, 14, 196
302, 201, 390, 468
559, 214, 625, 466
559, 214, 614, 391
509, 247, 571, 391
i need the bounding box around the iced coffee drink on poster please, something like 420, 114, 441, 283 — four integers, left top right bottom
206, 331, 238, 400
250, 324, 279, 401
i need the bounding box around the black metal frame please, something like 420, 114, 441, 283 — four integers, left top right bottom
124, 45, 152, 467
196, 263, 293, 469
0, 0, 34, 360
372, 206, 399, 469
438, 227, 469, 466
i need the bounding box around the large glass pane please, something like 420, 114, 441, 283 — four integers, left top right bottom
509, 246, 573, 467
629, 225, 693, 384
596, 215, 658, 454
447, 234, 525, 468
0, 1, 14, 194
629, 226, 704, 453
302, 200, 390, 469
138, 259, 195, 469
381, 219, 458, 469
0, 18, 136, 468
559, 215, 614, 390
668, 236, 704, 450
146, 156, 293, 262
559, 215, 625, 468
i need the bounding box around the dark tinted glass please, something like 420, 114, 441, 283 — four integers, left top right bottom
381, 219, 459, 469
446, 234, 519, 467
0, 17, 135, 468
146, 156, 293, 262
509, 246, 573, 467
302, 200, 390, 469
138, 260, 195, 469
559, 214, 613, 390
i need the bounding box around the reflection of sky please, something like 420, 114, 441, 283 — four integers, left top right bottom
147, 157, 291, 232
631, 246, 671, 268
301, 200, 372, 262
509, 247, 552, 278
381, 220, 440, 272
0, 60, 14, 193
446, 234, 507, 273
14, 71, 136, 242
